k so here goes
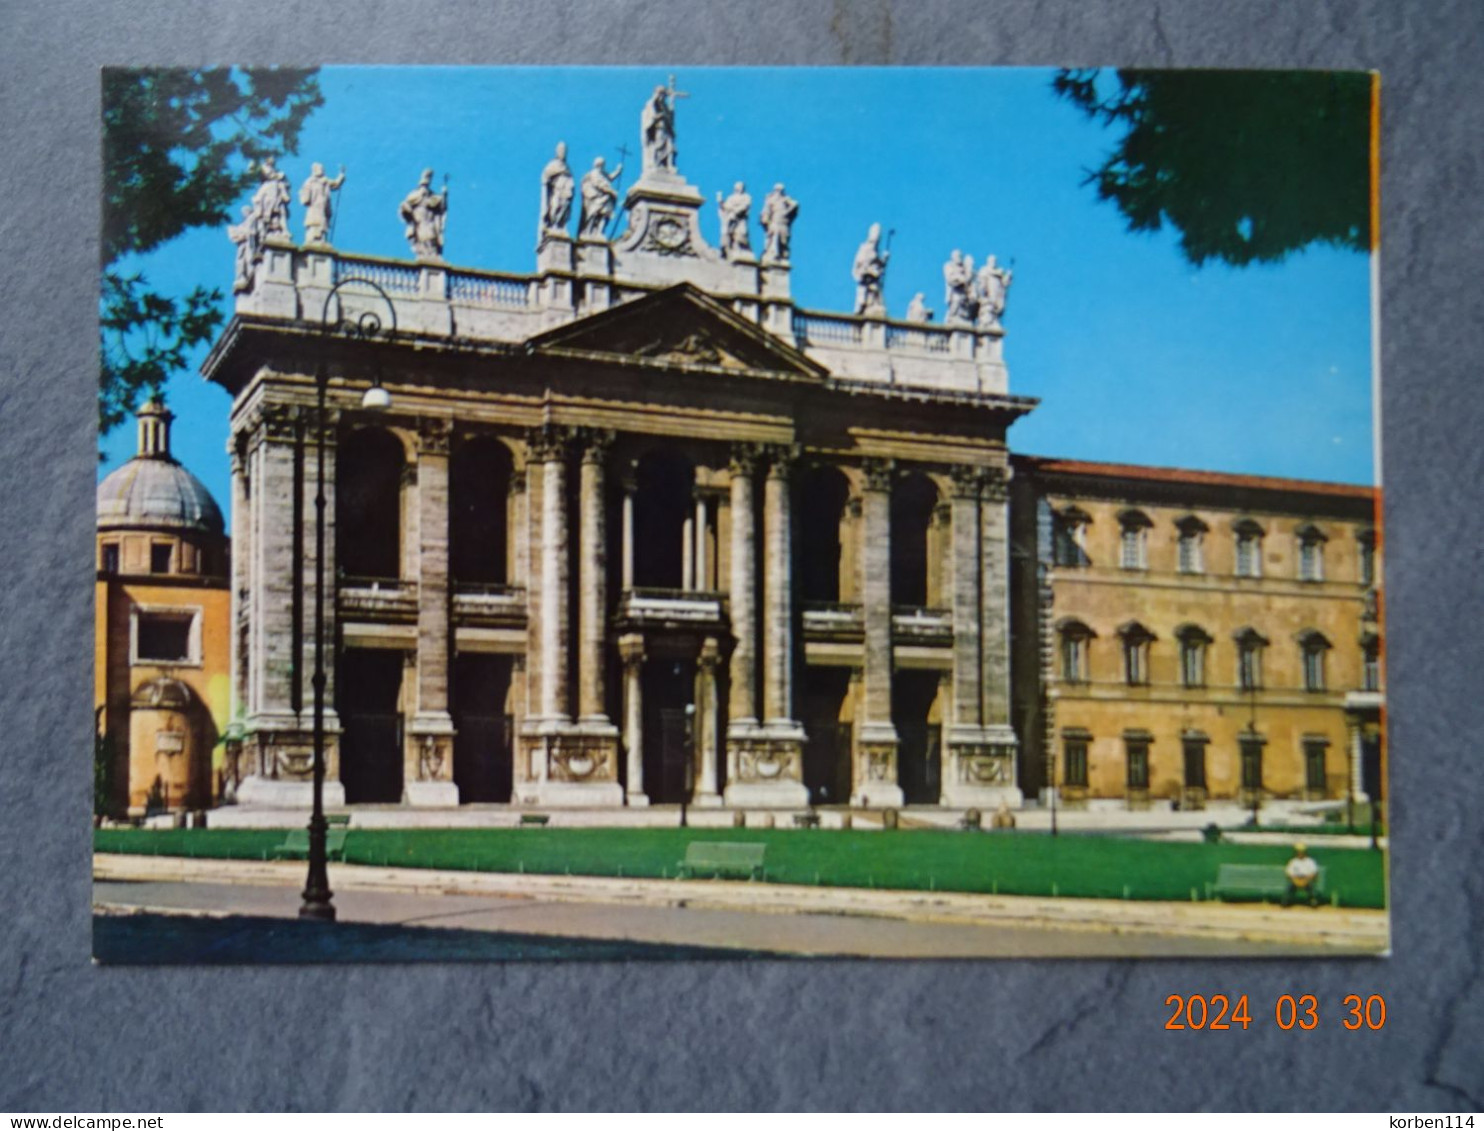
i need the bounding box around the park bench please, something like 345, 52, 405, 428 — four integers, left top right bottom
271, 826, 349, 862
1207, 863, 1326, 906
677, 841, 767, 881
519, 813, 550, 827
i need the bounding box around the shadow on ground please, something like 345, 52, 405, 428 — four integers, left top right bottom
93, 912, 787, 965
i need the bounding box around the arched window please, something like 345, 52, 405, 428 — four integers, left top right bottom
1057, 618, 1096, 683
1296, 523, 1327, 581
1053, 505, 1092, 568
1175, 515, 1208, 574
1117, 509, 1152, 571
799, 465, 852, 603
1298, 628, 1331, 691
449, 435, 514, 586
337, 427, 405, 581
1233, 518, 1265, 578
1175, 624, 1213, 688
1234, 627, 1268, 691
891, 472, 939, 607
1118, 621, 1156, 686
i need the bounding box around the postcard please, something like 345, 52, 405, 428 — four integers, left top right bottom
93, 65, 1386, 962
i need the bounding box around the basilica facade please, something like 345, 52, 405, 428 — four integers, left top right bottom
190, 88, 1381, 817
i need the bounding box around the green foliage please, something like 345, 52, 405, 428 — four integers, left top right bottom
1052, 68, 1372, 268
100, 67, 323, 436
93, 826, 1388, 909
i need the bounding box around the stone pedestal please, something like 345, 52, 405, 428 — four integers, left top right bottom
724, 723, 809, 808
854, 721, 905, 809
525, 724, 624, 807
235, 776, 347, 809
940, 724, 1022, 808
405, 714, 458, 806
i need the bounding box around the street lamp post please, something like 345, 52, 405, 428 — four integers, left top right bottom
299, 278, 396, 922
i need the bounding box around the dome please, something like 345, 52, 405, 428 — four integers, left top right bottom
97, 457, 225, 535
96, 399, 225, 536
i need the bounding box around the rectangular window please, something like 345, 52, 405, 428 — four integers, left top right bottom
1061, 636, 1086, 683
1239, 645, 1262, 691
1177, 534, 1202, 574
1364, 646, 1381, 692
1125, 739, 1150, 790
1053, 522, 1088, 568
1182, 739, 1207, 789
135, 612, 195, 663
1120, 528, 1146, 570
1360, 540, 1376, 586
1303, 648, 1326, 692
1180, 641, 1205, 688
1299, 540, 1323, 581
1304, 739, 1328, 793
1124, 641, 1147, 686
1063, 739, 1089, 788
1236, 535, 1261, 578
101, 543, 120, 573
150, 543, 173, 574
1240, 737, 1264, 791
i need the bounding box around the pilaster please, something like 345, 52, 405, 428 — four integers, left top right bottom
856, 457, 902, 807
406, 418, 458, 806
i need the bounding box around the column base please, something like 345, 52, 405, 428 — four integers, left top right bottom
234, 776, 346, 809
853, 729, 901, 808
522, 723, 624, 807
940, 725, 1022, 809
692, 792, 725, 808
403, 781, 460, 806
625, 790, 651, 808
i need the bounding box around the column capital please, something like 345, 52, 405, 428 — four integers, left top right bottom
527, 423, 572, 462
980, 465, 1009, 503
618, 633, 646, 668
699, 636, 725, 672
260, 402, 301, 443
763, 442, 802, 480
416, 417, 453, 456
729, 442, 765, 477
861, 457, 895, 493
578, 427, 616, 464
949, 464, 983, 499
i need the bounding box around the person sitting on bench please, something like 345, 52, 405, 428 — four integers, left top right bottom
1284, 842, 1319, 904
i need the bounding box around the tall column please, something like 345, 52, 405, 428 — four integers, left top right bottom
979, 466, 1014, 729
620, 469, 636, 590
695, 493, 712, 591
727, 446, 759, 729
228, 441, 250, 726
949, 466, 983, 732
509, 469, 528, 589
406, 418, 457, 805
763, 448, 797, 726
536, 427, 571, 724
577, 431, 613, 723
695, 637, 723, 805
1347, 715, 1369, 805
857, 458, 902, 806
619, 634, 647, 805
682, 511, 695, 591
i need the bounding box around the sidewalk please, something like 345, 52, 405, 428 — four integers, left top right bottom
94, 853, 1389, 955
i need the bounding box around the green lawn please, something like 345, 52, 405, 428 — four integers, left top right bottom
95, 826, 1387, 909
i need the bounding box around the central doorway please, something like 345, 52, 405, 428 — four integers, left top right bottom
643, 660, 693, 804
895, 670, 942, 805
339, 648, 404, 804
802, 666, 852, 806
452, 654, 514, 803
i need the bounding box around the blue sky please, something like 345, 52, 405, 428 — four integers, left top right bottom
101, 67, 1376, 524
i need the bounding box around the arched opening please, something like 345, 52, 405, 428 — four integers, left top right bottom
891, 472, 939, 607
802, 666, 852, 805
338, 648, 405, 804
337, 427, 405, 581
632, 449, 694, 590
895, 670, 943, 804
452, 653, 514, 802
798, 465, 852, 603
450, 436, 514, 586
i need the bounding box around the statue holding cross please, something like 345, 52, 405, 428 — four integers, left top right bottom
641, 75, 688, 175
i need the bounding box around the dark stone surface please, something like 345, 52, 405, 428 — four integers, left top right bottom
1, 0, 1481, 1111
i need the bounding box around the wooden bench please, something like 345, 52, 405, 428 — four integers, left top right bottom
677, 841, 766, 881
519, 813, 550, 827
1208, 863, 1326, 906
271, 826, 349, 862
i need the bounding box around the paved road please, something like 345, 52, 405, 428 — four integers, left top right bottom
94, 879, 1348, 960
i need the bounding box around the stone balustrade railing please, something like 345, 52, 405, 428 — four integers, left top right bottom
239, 244, 1011, 396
